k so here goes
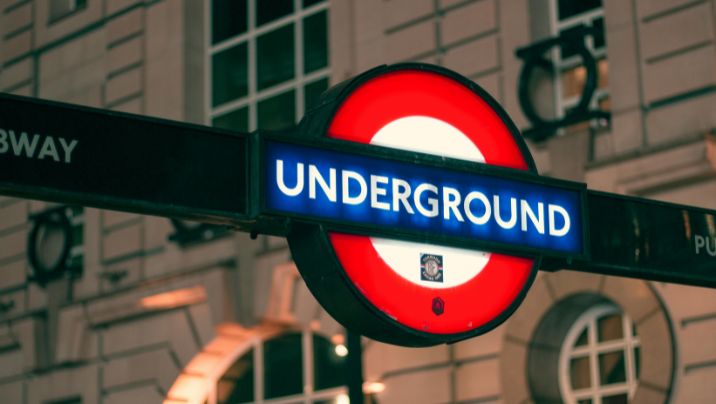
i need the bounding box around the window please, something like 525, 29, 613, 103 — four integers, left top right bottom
216, 331, 348, 404
48, 0, 87, 23
550, 0, 608, 127
209, 0, 330, 133
559, 304, 640, 404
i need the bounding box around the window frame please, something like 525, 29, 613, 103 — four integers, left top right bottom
206, 0, 330, 132
558, 304, 641, 404
548, 0, 607, 121
210, 329, 348, 404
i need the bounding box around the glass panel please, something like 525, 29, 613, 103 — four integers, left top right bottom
597, 59, 609, 89
305, 78, 329, 112
634, 346, 641, 379
258, 90, 295, 131
592, 17, 606, 49
264, 333, 303, 399
218, 349, 254, 404
256, 0, 293, 26
599, 351, 626, 385
257, 25, 295, 90
570, 356, 591, 389
313, 334, 348, 391
559, 25, 585, 60
303, 0, 325, 8
212, 43, 248, 107
213, 107, 249, 132
561, 66, 586, 99
558, 0, 602, 21
598, 314, 623, 342
304, 11, 328, 74
577, 400, 592, 404
212, 0, 247, 44
574, 327, 589, 347
602, 394, 628, 404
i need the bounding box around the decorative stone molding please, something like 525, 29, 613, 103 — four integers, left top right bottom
499, 271, 675, 403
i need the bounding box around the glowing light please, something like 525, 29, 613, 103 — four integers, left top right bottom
139, 285, 206, 310
330, 333, 345, 345
336, 393, 350, 404
334, 344, 348, 357
363, 381, 386, 394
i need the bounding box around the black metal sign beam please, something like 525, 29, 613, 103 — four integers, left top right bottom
543, 191, 716, 288
2, 93, 716, 288
0, 93, 248, 223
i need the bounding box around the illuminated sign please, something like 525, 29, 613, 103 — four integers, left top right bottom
265, 140, 583, 256
287, 64, 548, 346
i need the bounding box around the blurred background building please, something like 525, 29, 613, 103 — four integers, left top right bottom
0, 0, 715, 402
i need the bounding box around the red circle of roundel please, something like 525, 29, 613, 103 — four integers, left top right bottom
326, 69, 536, 335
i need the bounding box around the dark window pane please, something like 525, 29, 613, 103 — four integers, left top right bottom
574, 327, 588, 347
577, 400, 592, 404
264, 333, 303, 399
592, 17, 606, 49
303, 0, 325, 8
599, 351, 626, 385
304, 11, 328, 74
218, 349, 254, 403
570, 356, 591, 389
256, 0, 293, 26
212, 43, 248, 107
559, 25, 585, 60
257, 25, 295, 90
598, 314, 623, 342
304, 78, 329, 112
258, 90, 296, 131
634, 346, 640, 378
213, 107, 249, 132
212, 0, 247, 44
313, 335, 348, 391
558, 0, 602, 20
602, 394, 628, 404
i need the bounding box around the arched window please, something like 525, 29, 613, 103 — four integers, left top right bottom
217, 331, 348, 403
559, 304, 640, 404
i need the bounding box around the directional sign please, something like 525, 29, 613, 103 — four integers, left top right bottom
1, 63, 716, 347
289, 65, 550, 346
0, 93, 249, 223
544, 191, 716, 288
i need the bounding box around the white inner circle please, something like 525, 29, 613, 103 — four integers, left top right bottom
369, 116, 491, 289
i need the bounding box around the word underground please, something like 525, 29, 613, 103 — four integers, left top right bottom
0, 128, 78, 164
266, 142, 583, 254
276, 160, 571, 235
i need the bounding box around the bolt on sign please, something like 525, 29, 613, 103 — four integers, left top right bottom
0, 64, 715, 347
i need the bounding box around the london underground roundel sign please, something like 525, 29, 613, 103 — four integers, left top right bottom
290, 64, 540, 346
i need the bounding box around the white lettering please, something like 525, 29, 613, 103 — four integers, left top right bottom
708, 236, 716, 257
695, 235, 705, 254
370, 175, 390, 210
0, 129, 7, 153
392, 178, 414, 214
342, 170, 367, 205
58, 138, 78, 163
414, 183, 439, 217
548, 204, 571, 236
464, 191, 491, 225
521, 200, 545, 234
276, 160, 304, 196
308, 165, 336, 201
10, 130, 39, 158
494, 195, 517, 229
443, 187, 464, 222
38, 137, 60, 162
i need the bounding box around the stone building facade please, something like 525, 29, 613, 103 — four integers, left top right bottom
0, 0, 714, 403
